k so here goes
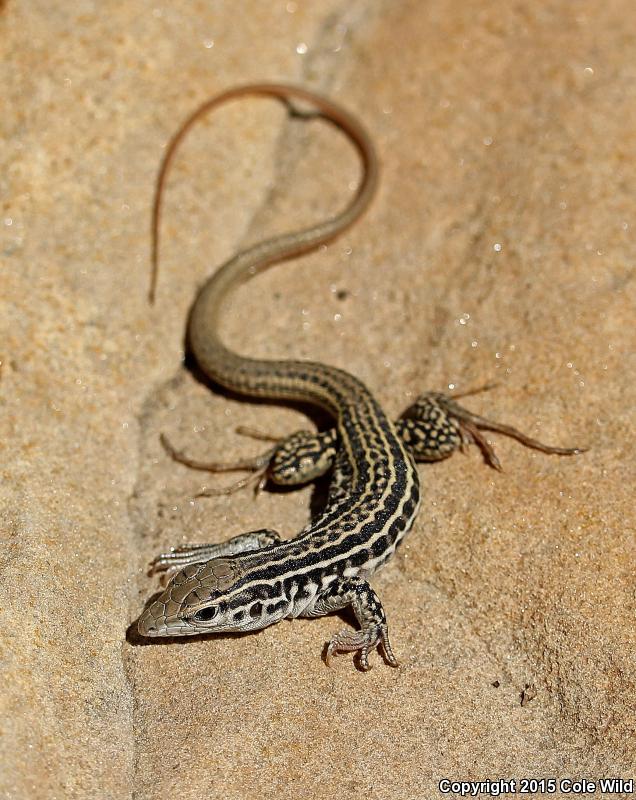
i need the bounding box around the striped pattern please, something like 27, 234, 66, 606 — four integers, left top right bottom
137, 84, 420, 665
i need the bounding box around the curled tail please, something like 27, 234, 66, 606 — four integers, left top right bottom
151, 83, 378, 412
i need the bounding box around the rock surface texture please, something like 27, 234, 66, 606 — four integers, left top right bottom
1, 1, 634, 798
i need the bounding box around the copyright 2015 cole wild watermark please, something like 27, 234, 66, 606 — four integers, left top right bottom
438, 778, 634, 796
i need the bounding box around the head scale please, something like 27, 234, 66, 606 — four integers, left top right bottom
137, 558, 245, 637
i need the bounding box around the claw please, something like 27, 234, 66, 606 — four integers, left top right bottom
379, 628, 400, 668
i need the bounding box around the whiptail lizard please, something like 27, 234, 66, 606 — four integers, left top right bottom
136, 84, 582, 670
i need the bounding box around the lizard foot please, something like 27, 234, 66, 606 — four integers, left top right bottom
326, 623, 399, 671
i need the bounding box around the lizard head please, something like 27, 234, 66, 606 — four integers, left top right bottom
137, 558, 248, 637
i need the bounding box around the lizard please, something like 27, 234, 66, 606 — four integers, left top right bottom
136, 84, 582, 670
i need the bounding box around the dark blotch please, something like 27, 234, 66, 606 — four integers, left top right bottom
371, 535, 389, 557
267, 599, 288, 616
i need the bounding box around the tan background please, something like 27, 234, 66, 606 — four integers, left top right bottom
1, 1, 634, 798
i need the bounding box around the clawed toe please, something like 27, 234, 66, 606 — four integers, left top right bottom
325, 624, 399, 671
148, 551, 184, 580
431, 391, 586, 470
195, 467, 270, 498
160, 431, 274, 498
161, 431, 275, 474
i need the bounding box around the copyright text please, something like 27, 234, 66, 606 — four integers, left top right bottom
438, 778, 633, 796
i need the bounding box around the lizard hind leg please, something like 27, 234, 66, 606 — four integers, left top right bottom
160, 431, 275, 496
396, 394, 463, 463
160, 427, 338, 496
269, 429, 337, 486
398, 389, 586, 470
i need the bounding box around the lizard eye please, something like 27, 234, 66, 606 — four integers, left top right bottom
193, 606, 219, 622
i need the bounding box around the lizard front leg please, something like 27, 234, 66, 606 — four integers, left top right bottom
149, 528, 281, 578
302, 576, 398, 671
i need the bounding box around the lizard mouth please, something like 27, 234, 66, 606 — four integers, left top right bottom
137, 602, 196, 637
